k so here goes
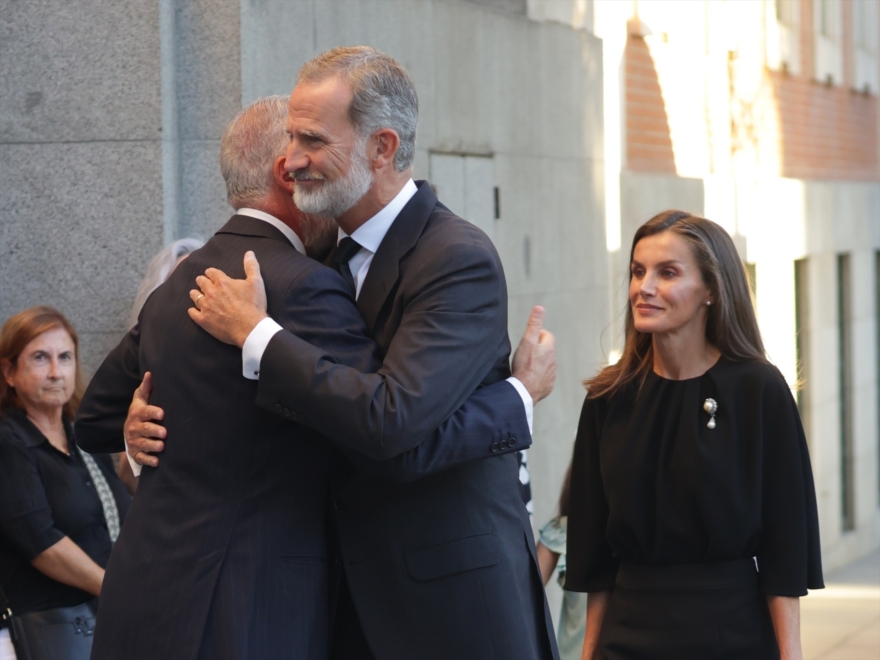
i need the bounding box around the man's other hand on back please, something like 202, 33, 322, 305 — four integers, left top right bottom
126, 372, 167, 468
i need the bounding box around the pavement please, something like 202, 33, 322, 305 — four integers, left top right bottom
802, 549, 880, 660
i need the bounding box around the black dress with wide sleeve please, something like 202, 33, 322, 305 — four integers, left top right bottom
565, 356, 823, 597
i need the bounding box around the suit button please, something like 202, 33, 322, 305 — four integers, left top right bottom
508, 437, 517, 447
490, 442, 500, 453
500, 439, 509, 449
273, 403, 282, 413
333, 497, 344, 510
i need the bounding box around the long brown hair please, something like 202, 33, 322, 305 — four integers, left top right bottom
586, 210, 766, 399
558, 461, 573, 518
0, 306, 85, 419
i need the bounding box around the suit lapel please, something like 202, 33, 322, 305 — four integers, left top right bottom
215, 215, 295, 247
357, 181, 438, 330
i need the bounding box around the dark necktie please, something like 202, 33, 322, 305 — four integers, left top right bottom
335, 236, 362, 296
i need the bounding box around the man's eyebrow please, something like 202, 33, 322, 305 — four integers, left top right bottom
298, 128, 326, 140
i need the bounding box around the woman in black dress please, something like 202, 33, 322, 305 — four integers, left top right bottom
566, 211, 823, 660
0, 306, 131, 659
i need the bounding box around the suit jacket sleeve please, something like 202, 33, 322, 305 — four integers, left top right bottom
343, 380, 531, 483
74, 325, 143, 454
257, 237, 530, 461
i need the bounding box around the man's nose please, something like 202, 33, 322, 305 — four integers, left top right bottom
284, 141, 308, 173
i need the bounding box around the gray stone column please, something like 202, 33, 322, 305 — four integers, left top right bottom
1, 0, 243, 375
0, 0, 164, 374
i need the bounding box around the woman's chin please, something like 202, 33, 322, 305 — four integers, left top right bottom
634, 321, 661, 335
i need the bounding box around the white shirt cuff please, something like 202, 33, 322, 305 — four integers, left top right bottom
124, 438, 142, 477
242, 317, 283, 380
506, 376, 534, 435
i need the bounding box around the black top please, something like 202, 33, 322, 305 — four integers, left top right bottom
0, 408, 130, 615
565, 357, 824, 597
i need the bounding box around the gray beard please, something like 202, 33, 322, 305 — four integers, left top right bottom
293, 139, 373, 219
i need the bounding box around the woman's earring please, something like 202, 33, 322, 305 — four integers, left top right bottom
703, 398, 718, 429
706, 301, 712, 306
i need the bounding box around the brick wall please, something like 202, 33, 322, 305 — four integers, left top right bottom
622, 5, 879, 182
624, 35, 675, 173
771, 72, 879, 181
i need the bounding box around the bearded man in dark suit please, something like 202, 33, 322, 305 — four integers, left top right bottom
173, 47, 561, 660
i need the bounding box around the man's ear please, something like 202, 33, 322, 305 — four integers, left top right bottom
273, 156, 294, 194
369, 128, 400, 171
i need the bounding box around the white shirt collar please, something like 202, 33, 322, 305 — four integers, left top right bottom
337, 178, 418, 253
236, 207, 306, 256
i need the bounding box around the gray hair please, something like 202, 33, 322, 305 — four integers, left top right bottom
128, 237, 205, 328
299, 46, 418, 172
219, 95, 290, 208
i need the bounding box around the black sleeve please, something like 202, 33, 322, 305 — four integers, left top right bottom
755, 368, 824, 596
341, 380, 531, 483
0, 429, 65, 560
564, 394, 618, 592
257, 240, 513, 460
272, 266, 529, 479
74, 326, 142, 454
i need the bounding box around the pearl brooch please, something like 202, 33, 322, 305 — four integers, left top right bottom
703, 398, 718, 429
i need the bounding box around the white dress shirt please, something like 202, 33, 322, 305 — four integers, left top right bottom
126, 208, 305, 477
240, 179, 534, 431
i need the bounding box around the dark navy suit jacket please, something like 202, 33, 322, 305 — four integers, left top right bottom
256, 183, 559, 659
75, 215, 529, 660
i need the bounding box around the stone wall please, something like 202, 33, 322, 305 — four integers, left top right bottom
1, 0, 164, 375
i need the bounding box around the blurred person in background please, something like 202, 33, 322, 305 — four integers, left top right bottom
566, 211, 823, 660
117, 237, 205, 494
537, 461, 587, 660
0, 307, 130, 660
128, 238, 205, 330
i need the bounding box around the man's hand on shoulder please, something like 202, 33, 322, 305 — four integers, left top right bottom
126, 372, 167, 468
188, 251, 269, 348
512, 306, 557, 404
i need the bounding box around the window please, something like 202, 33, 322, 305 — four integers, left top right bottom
818, 0, 835, 36
876, 251, 880, 504
766, 0, 801, 74
814, 0, 842, 84
838, 254, 855, 531
745, 262, 758, 303
776, 0, 796, 24
853, 0, 879, 93
795, 259, 811, 444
